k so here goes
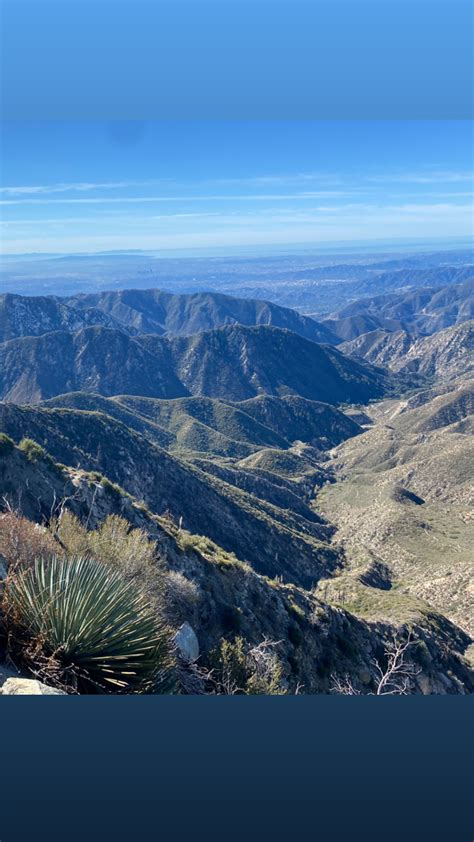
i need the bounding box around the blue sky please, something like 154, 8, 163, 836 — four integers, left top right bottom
1, 120, 473, 255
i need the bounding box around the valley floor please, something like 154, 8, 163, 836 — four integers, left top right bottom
313, 385, 474, 651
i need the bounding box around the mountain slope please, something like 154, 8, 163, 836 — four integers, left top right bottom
157, 325, 390, 402
115, 395, 290, 453
394, 383, 474, 434
341, 321, 473, 382
339, 329, 414, 368
394, 321, 473, 380
0, 324, 391, 405
43, 393, 289, 458
2, 439, 471, 694
0, 288, 338, 344
324, 314, 407, 342
0, 327, 187, 403
68, 288, 338, 343
44, 392, 361, 461
325, 279, 474, 340
0, 402, 338, 586
235, 395, 360, 447
0, 293, 125, 342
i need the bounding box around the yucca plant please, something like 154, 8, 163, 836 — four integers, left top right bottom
4, 555, 174, 693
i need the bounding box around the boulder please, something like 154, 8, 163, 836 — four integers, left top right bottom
173, 622, 199, 663
416, 674, 433, 696
0, 677, 67, 695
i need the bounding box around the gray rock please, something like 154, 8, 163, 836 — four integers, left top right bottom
0, 554, 7, 580
417, 674, 433, 696
0, 677, 67, 695
173, 622, 199, 663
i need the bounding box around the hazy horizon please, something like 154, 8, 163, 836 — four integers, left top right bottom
1, 120, 473, 256
2, 236, 473, 264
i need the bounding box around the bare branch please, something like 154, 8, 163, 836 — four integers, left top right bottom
330, 673, 362, 695
373, 633, 421, 696
330, 632, 421, 696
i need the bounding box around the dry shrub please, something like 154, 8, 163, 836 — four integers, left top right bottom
51, 510, 90, 558
0, 512, 60, 573
55, 512, 165, 604
165, 570, 200, 623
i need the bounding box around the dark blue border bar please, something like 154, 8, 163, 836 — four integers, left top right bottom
1, 697, 472, 842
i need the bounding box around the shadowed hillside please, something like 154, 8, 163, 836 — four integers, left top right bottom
0, 324, 392, 404
0, 401, 338, 587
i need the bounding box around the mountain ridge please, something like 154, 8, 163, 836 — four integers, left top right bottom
0, 401, 338, 587
323, 279, 473, 340
0, 288, 338, 344
0, 323, 392, 404
340, 320, 473, 382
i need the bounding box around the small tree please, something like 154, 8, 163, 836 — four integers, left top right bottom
206, 636, 288, 695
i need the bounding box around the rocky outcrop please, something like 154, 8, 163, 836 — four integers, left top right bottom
0, 677, 67, 695
341, 321, 473, 383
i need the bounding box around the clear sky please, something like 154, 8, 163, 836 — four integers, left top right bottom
1, 120, 473, 255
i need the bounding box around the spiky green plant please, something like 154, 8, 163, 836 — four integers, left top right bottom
4, 555, 173, 693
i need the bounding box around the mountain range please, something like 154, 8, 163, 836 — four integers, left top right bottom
43, 392, 360, 457
0, 270, 472, 695
0, 323, 391, 404
0, 289, 337, 344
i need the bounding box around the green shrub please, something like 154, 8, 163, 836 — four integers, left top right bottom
52, 511, 90, 558
0, 433, 15, 454
289, 601, 305, 622
178, 531, 245, 569
208, 636, 287, 695
99, 475, 127, 497
4, 555, 173, 693
165, 571, 199, 624
18, 438, 48, 463
215, 637, 248, 693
